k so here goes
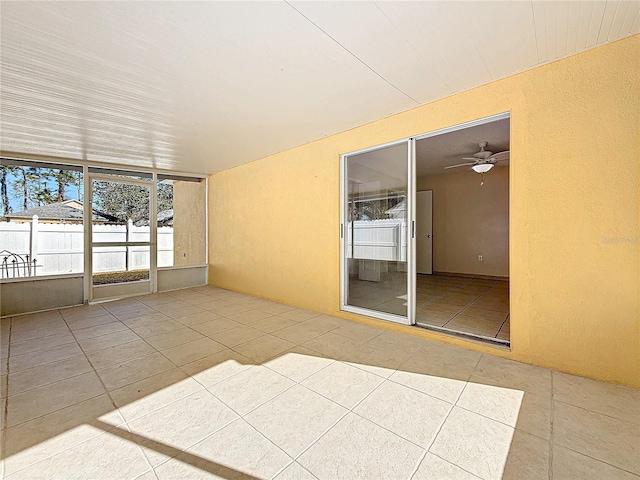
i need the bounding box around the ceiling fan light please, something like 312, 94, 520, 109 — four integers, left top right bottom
472, 164, 493, 174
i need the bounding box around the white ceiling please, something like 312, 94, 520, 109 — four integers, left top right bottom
1, 1, 638, 174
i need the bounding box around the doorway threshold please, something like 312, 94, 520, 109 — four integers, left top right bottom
415, 322, 510, 349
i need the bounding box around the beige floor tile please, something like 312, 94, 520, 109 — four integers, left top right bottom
251, 315, 299, 333
301, 362, 384, 409
233, 334, 296, 363
85, 339, 157, 370
298, 413, 424, 480
144, 327, 204, 350
443, 314, 503, 337
174, 310, 224, 327
416, 308, 455, 326
501, 430, 550, 480
277, 309, 321, 322
436, 292, 478, 306
176, 293, 214, 305
341, 342, 412, 378
110, 369, 201, 422
207, 365, 294, 415
552, 444, 639, 480
331, 322, 383, 344
264, 347, 334, 383
9, 325, 72, 344
161, 337, 226, 366
161, 304, 207, 319
259, 303, 297, 315
7, 425, 150, 480
9, 342, 84, 373
271, 322, 329, 345
9, 332, 76, 357
226, 309, 275, 324
461, 307, 509, 322
154, 418, 291, 480
77, 328, 141, 353
552, 401, 640, 475
9, 354, 92, 395
1, 374, 6, 398
425, 301, 466, 314
274, 462, 318, 480
209, 325, 265, 348
110, 305, 158, 322
135, 293, 176, 308
96, 352, 176, 391
553, 371, 640, 425
354, 380, 451, 448
60, 304, 108, 321
215, 303, 257, 317
191, 317, 242, 337
7, 371, 105, 427
197, 299, 236, 311
430, 407, 515, 480
180, 349, 253, 387
245, 385, 347, 457
456, 381, 525, 427
129, 390, 238, 466
129, 318, 184, 338
72, 320, 129, 340
302, 332, 365, 358
4, 394, 123, 475
66, 314, 120, 331
121, 313, 172, 329
464, 375, 551, 440
473, 354, 552, 397
412, 453, 477, 480
302, 315, 350, 333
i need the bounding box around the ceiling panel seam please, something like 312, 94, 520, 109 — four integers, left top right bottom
284, 0, 420, 105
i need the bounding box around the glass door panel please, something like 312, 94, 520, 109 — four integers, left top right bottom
343, 141, 409, 322
90, 178, 152, 298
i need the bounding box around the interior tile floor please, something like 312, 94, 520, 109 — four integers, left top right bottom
416, 274, 510, 342
1, 285, 638, 479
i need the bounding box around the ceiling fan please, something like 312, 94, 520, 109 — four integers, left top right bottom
445, 141, 510, 173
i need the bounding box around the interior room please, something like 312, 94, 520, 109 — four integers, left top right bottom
0, 2, 638, 480
415, 118, 510, 343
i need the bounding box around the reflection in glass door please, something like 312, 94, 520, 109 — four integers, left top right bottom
341, 140, 413, 324
89, 176, 154, 300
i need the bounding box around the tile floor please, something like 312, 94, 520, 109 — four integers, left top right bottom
1, 285, 638, 479
416, 275, 510, 342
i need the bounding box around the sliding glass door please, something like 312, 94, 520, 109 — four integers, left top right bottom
340, 139, 415, 324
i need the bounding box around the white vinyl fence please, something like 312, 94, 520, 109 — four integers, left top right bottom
0, 218, 173, 278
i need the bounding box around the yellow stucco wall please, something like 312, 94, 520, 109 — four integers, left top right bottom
209, 35, 640, 389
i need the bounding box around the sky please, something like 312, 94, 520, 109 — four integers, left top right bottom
3, 170, 81, 212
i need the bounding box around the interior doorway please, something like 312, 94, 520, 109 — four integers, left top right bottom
414, 115, 510, 344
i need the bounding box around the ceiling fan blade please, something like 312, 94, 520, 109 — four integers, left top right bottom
489, 150, 510, 162
445, 162, 476, 169
462, 157, 479, 161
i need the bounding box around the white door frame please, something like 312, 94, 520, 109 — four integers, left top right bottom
340, 112, 511, 327
83, 171, 157, 302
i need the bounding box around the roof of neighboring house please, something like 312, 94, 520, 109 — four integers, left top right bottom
6, 200, 121, 223
135, 209, 173, 227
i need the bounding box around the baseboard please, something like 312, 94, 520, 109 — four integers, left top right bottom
430, 271, 509, 281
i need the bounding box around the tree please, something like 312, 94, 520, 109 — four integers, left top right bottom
92, 182, 173, 223
11, 167, 35, 210
0, 165, 10, 216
